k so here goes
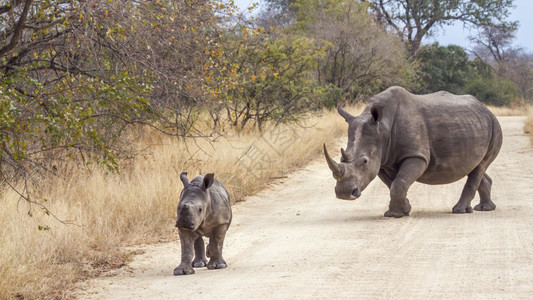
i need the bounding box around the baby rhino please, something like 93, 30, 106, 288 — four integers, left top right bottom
174, 172, 232, 275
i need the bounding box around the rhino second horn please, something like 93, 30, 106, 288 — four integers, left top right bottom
323, 143, 345, 180
341, 148, 349, 162
337, 106, 354, 122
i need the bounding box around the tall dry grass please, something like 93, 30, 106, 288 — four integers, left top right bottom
524, 106, 533, 143
0, 106, 362, 299
486, 105, 528, 116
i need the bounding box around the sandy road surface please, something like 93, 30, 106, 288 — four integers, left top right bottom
78, 116, 533, 299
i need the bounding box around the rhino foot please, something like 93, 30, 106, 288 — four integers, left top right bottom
474, 201, 496, 211
384, 200, 411, 218
384, 209, 409, 218
452, 204, 473, 214
207, 258, 227, 270
174, 264, 195, 276
192, 258, 208, 268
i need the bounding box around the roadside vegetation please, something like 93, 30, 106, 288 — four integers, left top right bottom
525, 107, 533, 142
0, 106, 362, 299
1, 0, 531, 298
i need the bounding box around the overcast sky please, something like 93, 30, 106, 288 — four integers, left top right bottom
235, 0, 533, 52
427, 0, 533, 51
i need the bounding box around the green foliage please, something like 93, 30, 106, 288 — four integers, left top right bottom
0, 0, 524, 202
415, 44, 471, 94
289, 0, 416, 101
463, 74, 519, 106
415, 43, 519, 106
364, 0, 517, 56
0, 0, 241, 206
0, 1, 157, 182
210, 30, 327, 130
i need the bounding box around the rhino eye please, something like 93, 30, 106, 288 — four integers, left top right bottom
199, 208, 202, 213
363, 158, 368, 164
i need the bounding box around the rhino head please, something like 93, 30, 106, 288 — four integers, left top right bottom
175, 172, 214, 230
324, 105, 384, 200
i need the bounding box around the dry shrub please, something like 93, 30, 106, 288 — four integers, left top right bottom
0, 106, 362, 299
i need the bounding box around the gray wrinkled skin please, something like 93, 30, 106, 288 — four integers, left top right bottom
324, 86, 502, 218
174, 172, 232, 275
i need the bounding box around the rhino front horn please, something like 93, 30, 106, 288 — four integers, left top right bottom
323, 143, 345, 180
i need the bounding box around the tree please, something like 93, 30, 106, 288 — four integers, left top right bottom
470, 22, 519, 64
209, 29, 327, 131
258, 0, 297, 29
292, 0, 416, 101
503, 52, 533, 102
415, 44, 518, 106
470, 22, 531, 102
0, 0, 239, 214
363, 0, 517, 57
415, 44, 472, 94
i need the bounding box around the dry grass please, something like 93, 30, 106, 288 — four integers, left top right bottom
0, 106, 362, 299
524, 106, 533, 143
486, 105, 528, 116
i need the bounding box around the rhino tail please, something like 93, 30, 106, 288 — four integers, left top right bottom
180, 172, 189, 188
206, 243, 211, 258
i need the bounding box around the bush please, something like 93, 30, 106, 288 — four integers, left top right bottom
463, 75, 519, 106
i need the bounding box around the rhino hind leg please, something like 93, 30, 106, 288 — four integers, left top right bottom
474, 173, 496, 211
453, 167, 487, 214
192, 237, 208, 268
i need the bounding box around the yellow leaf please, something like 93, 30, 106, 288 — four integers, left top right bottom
251, 74, 256, 81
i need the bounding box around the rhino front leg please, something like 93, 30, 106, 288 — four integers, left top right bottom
385, 158, 427, 218
192, 237, 208, 268
378, 169, 394, 188
207, 225, 229, 270
174, 230, 197, 275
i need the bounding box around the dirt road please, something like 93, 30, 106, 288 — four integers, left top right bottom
78, 116, 533, 299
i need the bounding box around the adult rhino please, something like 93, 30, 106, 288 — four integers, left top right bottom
324, 86, 502, 218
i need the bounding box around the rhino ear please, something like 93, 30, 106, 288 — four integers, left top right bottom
337, 106, 354, 123
203, 173, 215, 189
180, 172, 189, 188
371, 105, 383, 123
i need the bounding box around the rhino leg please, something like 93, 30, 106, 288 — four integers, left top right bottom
192, 237, 208, 268
474, 173, 496, 211
206, 225, 229, 270
385, 158, 427, 218
378, 169, 394, 188
453, 167, 486, 214
174, 230, 197, 275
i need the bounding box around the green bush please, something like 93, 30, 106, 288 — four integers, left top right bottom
463, 75, 519, 106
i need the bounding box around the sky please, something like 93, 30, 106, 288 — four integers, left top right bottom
427, 0, 533, 52
235, 0, 533, 52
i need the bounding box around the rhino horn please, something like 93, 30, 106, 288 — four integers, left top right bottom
341, 148, 349, 162
323, 143, 345, 180
337, 106, 354, 122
